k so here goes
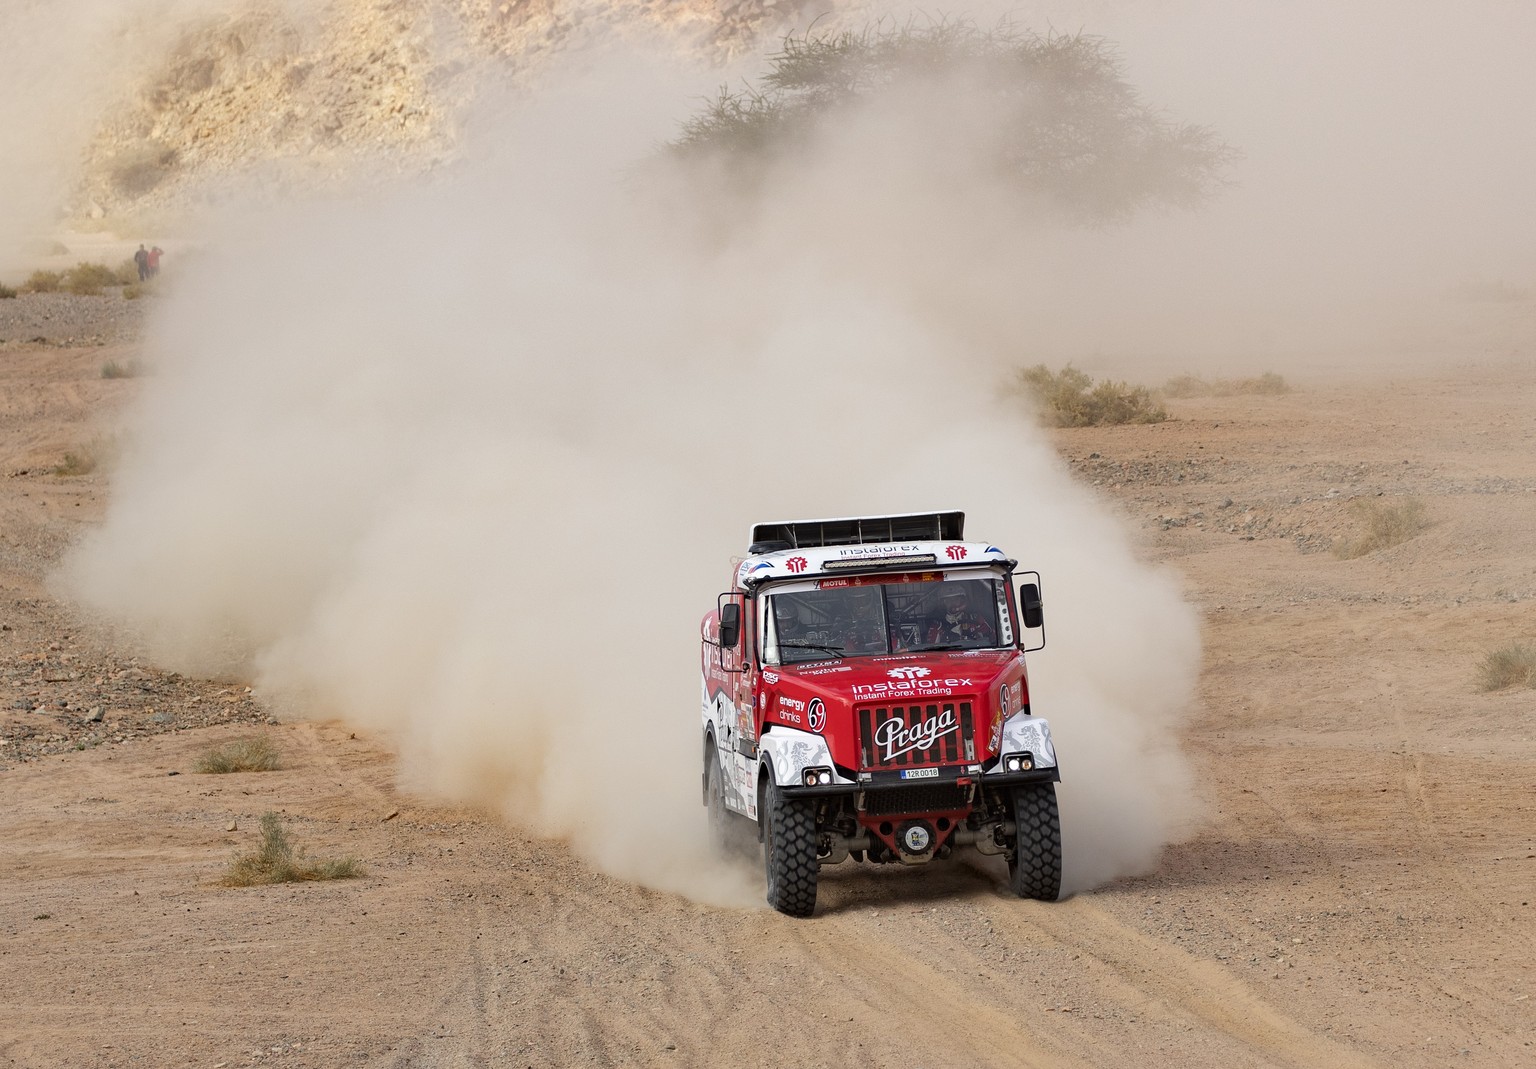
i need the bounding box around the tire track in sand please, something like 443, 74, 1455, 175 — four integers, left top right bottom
994, 896, 1386, 1069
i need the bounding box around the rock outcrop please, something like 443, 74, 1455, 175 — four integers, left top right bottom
72, 0, 805, 226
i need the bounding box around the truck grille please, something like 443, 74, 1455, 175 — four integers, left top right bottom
863, 782, 971, 816
858, 701, 975, 770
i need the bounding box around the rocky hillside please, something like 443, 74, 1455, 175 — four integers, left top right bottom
71, 0, 804, 227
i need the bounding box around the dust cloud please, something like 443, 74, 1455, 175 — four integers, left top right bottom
52, 0, 1532, 902
976, 0, 1536, 375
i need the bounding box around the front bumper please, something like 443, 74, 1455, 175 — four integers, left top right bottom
781, 763, 1058, 800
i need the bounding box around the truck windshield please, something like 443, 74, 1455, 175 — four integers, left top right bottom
764, 577, 1006, 665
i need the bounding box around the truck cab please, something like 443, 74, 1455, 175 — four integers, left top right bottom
700, 510, 1062, 916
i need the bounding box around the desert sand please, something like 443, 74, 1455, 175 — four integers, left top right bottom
2, 294, 1533, 1068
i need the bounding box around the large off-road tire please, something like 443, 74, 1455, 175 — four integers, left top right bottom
1008, 783, 1063, 901
705, 744, 754, 858
761, 778, 818, 917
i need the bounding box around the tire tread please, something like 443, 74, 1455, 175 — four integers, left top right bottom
1008, 784, 1063, 901
764, 781, 818, 917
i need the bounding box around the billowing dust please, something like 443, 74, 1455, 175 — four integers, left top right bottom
33, 0, 1536, 903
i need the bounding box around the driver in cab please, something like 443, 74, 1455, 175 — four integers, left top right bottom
926, 587, 995, 647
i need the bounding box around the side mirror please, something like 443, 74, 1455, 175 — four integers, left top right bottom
1019, 582, 1044, 630
718, 602, 741, 650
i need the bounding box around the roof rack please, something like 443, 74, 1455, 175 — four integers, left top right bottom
749, 511, 964, 552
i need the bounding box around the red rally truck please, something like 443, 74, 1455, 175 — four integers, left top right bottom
700, 511, 1062, 917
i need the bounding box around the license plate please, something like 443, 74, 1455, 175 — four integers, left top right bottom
901, 767, 940, 780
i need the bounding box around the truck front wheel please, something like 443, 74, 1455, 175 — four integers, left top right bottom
761, 778, 818, 917
1008, 784, 1063, 901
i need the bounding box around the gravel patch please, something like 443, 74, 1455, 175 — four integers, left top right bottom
0, 291, 147, 348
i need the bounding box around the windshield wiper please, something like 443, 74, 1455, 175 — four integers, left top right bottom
913, 643, 986, 652
780, 641, 846, 656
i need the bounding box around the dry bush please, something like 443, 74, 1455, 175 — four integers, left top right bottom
63, 262, 119, 296
101, 358, 143, 378
22, 270, 62, 294
1015, 364, 1168, 427
115, 259, 141, 285
1477, 644, 1536, 692
0, 282, 16, 299
1334, 497, 1429, 559
195, 735, 282, 773
53, 435, 117, 477
1163, 371, 1290, 398
54, 451, 98, 477
223, 812, 362, 886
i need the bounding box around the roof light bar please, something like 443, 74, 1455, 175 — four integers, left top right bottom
820, 554, 938, 571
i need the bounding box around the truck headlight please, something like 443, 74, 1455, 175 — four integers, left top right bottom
802, 766, 834, 786
1003, 752, 1034, 773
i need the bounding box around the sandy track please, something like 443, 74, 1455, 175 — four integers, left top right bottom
2, 326, 1534, 1067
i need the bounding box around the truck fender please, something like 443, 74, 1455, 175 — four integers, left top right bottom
758, 726, 842, 789
991, 713, 1058, 770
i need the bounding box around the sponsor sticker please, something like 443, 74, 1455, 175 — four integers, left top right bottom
887, 666, 931, 681
807, 697, 826, 732
852, 676, 972, 696
944, 544, 968, 560
901, 767, 940, 780
785, 556, 808, 573
818, 571, 942, 589
875, 708, 959, 761
835, 544, 921, 557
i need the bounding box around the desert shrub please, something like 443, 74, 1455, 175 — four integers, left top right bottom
101, 358, 142, 378
115, 259, 141, 285
195, 735, 282, 773
0, 282, 16, 299
223, 812, 362, 886
1334, 497, 1429, 559
54, 451, 98, 476
1163, 371, 1290, 398
1477, 644, 1536, 692
63, 262, 119, 296
1015, 364, 1168, 427
22, 270, 62, 294
53, 435, 117, 477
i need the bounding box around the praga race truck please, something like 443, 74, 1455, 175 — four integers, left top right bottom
700, 511, 1062, 917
